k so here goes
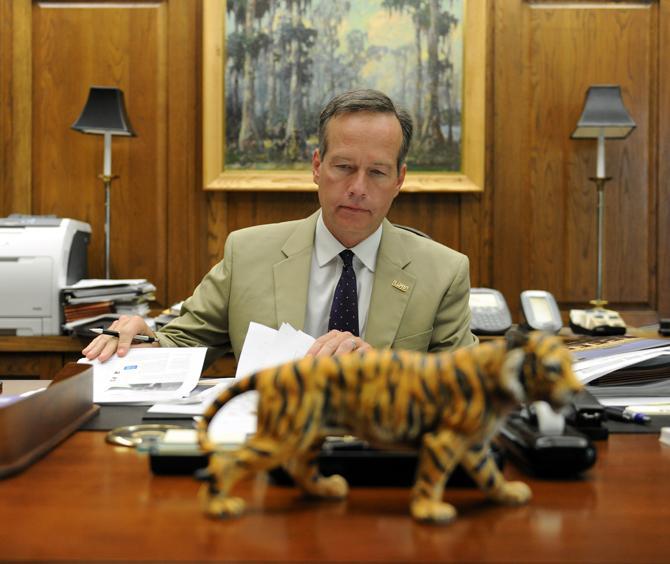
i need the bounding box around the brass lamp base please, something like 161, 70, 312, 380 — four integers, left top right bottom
96, 173, 120, 279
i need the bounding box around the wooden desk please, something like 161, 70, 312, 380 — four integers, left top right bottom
1, 432, 668, 561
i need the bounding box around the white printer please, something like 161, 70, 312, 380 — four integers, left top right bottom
0, 216, 91, 335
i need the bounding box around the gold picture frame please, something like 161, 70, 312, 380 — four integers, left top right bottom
202, 0, 487, 193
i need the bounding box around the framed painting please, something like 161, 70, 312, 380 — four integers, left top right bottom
203, 0, 488, 192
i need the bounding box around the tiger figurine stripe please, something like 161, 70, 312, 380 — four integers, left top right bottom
196, 330, 581, 524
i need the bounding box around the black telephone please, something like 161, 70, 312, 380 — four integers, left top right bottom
469, 288, 512, 336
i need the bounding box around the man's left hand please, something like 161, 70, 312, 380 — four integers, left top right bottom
306, 330, 372, 357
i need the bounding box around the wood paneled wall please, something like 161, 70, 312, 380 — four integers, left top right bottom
493, 0, 667, 324
1, 0, 667, 326
1, 0, 202, 305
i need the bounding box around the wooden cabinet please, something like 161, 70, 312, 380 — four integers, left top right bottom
0, 337, 87, 379
0, 337, 236, 379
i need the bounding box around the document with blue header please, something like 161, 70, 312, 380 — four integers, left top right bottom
78, 347, 206, 404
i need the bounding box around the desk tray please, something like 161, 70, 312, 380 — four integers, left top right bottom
0, 363, 98, 478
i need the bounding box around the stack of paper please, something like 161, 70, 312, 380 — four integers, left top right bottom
154, 301, 184, 330
570, 336, 670, 405
61, 279, 156, 332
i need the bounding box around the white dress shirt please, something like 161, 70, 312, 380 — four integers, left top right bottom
303, 211, 382, 340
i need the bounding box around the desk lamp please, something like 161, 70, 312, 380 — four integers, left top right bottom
72, 86, 136, 279
569, 85, 635, 335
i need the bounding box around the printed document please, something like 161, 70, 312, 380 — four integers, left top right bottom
79, 347, 206, 404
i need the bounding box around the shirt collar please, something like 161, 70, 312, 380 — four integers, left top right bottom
315, 210, 382, 272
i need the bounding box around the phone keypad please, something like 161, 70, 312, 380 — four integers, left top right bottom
470, 309, 512, 335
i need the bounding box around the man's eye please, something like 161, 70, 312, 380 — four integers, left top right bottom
336, 164, 351, 171
370, 169, 386, 176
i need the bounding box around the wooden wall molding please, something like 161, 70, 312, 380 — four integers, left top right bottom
658, 0, 670, 316
0, 1, 31, 215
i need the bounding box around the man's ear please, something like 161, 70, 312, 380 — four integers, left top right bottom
312, 149, 321, 185
394, 163, 407, 196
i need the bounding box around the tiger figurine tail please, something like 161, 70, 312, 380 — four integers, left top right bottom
196, 330, 581, 524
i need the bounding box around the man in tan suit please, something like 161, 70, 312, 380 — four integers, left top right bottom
84, 89, 476, 363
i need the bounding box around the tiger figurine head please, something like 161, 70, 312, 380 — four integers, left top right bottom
196, 330, 581, 524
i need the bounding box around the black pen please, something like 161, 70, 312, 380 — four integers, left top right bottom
604, 406, 651, 425
89, 328, 158, 344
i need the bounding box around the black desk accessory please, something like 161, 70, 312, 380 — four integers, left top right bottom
150, 441, 504, 489
565, 389, 609, 440
498, 407, 597, 478
659, 319, 670, 337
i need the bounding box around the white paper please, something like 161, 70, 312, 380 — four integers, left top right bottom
574, 348, 670, 384
235, 321, 315, 378
79, 347, 206, 404
597, 397, 670, 407
147, 381, 231, 416
158, 386, 258, 447
208, 390, 259, 444
624, 402, 670, 415
150, 380, 258, 444
64, 278, 148, 290
160, 396, 258, 449
152, 323, 311, 441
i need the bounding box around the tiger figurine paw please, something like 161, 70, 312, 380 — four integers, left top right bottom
302, 474, 349, 499
410, 499, 458, 524
204, 494, 246, 519
489, 480, 532, 505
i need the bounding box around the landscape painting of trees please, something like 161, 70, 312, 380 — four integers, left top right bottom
225, 0, 464, 172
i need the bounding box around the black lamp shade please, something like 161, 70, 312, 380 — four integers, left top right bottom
571, 85, 635, 139
71, 86, 136, 136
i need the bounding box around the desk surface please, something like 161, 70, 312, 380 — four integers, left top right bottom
1, 432, 669, 562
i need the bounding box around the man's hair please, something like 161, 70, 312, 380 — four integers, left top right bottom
318, 89, 413, 175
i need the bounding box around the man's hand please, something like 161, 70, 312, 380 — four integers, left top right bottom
81, 315, 158, 362
306, 330, 372, 358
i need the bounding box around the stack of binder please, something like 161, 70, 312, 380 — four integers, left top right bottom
569, 336, 670, 405
61, 279, 156, 334
154, 301, 183, 329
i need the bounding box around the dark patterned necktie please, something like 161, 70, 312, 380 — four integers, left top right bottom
328, 250, 359, 336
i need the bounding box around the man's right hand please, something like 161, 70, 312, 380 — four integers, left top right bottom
81, 315, 158, 362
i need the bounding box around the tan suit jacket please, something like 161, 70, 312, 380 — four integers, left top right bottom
157, 211, 476, 361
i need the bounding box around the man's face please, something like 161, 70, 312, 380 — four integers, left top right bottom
313, 111, 406, 248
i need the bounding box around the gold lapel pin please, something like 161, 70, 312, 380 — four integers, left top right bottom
391, 279, 409, 292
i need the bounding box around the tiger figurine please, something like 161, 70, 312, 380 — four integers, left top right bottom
196, 330, 581, 524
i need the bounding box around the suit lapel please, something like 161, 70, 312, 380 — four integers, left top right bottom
365, 220, 415, 348
273, 212, 319, 330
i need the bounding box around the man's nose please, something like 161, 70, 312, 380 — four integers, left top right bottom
348, 170, 368, 197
